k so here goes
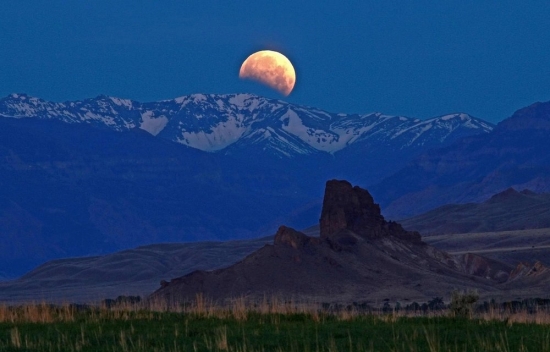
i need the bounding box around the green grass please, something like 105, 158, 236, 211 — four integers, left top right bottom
2, 306, 550, 352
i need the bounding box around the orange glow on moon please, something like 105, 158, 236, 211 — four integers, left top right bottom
239, 50, 296, 96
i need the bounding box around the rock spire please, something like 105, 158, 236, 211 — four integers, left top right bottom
319, 180, 421, 243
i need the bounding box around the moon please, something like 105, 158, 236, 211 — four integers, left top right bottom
239, 50, 296, 96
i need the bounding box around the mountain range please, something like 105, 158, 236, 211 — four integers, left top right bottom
0, 93, 492, 157
0, 93, 492, 184
372, 101, 550, 218
0, 93, 494, 278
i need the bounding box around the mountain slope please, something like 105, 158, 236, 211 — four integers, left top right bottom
372, 100, 550, 218
0, 237, 272, 303
0, 118, 320, 277
401, 188, 550, 235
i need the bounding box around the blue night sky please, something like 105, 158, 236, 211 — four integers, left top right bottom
1, 1, 550, 123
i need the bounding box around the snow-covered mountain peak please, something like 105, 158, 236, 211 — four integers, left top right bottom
439, 113, 466, 121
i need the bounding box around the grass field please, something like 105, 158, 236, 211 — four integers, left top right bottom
2, 298, 550, 351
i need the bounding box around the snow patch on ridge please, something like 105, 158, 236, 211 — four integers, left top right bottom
177, 116, 247, 151
140, 111, 169, 136
110, 97, 133, 109
280, 109, 340, 152
229, 94, 252, 108
408, 123, 433, 145
440, 114, 457, 121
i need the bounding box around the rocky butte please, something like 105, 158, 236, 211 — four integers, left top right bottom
149, 180, 546, 305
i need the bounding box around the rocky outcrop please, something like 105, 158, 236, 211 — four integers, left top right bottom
319, 180, 422, 243
508, 261, 549, 281
273, 226, 319, 249
456, 253, 511, 283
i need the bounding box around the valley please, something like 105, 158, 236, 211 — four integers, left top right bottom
4, 227, 550, 304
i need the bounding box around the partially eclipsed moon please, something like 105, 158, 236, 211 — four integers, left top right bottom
239, 50, 296, 96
